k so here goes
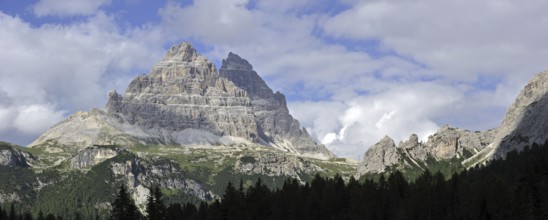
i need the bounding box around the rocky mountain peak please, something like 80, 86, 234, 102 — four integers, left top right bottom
357, 135, 399, 174
161, 42, 200, 63
491, 70, 548, 159
30, 42, 335, 159
222, 52, 253, 70
400, 134, 419, 149
220, 52, 273, 99
379, 135, 396, 148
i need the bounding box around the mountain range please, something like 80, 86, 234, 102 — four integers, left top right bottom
0, 42, 547, 218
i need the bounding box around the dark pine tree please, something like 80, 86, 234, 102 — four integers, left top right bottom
219, 182, 245, 220
36, 211, 44, 220
146, 186, 166, 220
44, 214, 55, 220
0, 206, 4, 220
111, 185, 140, 220
165, 203, 183, 220
22, 212, 32, 220
8, 204, 16, 220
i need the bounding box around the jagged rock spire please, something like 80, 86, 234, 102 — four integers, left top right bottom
161, 42, 200, 63
220, 52, 274, 99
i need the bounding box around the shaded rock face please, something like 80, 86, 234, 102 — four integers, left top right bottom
220, 53, 333, 158
492, 70, 548, 159
0, 146, 31, 168
220, 52, 273, 99
357, 70, 548, 175
31, 42, 334, 159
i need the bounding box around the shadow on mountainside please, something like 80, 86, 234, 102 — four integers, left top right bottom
495, 92, 548, 158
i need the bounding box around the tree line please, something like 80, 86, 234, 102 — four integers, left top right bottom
111, 142, 548, 220
2, 141, 548, 219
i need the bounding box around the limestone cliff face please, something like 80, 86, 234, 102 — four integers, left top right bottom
357, 136, 399, 174
491, 70, 548, 158
357, 70, 548, 175
220, 53, 334, 158
233, 152, 324, 181
105, 43, 257, 144
0, 143, 33, 168
357, 127, 497, 175
30, 42, 334, 159
460, 71, 548, 166
107, 151, 215, 209
425, 126, 497, 160
69, 145, 122, 169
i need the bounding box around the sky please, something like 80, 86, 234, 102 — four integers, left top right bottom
0, 0, 547, 159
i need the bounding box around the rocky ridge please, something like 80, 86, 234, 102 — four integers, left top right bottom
358, 70, 548, 176
464, 70, 548, 165
358, 126, 498, 175
234, 152, 324, 182
105, 148, 215, 209
30, 42, 334, 160
492, 71, 548, 157
0, 142, 33, 168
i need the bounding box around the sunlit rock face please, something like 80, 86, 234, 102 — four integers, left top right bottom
357, 127, 498, 175
30, 42, 334, 159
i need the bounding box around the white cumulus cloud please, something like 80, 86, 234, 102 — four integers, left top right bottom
13, 105, 65, 134
0, 11, 166, 144
290, 82, 463, 159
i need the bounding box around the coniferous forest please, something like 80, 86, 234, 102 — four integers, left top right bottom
1, 142, 548, 220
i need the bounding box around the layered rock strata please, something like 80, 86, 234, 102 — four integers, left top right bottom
30, 42, 334, 159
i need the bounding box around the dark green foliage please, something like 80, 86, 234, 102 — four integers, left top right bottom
145, 186, 166, 220
3, 142, 548, 219
31, 152, 135, 219
238, 156, 256, 164
0, 205, 56, 220
111, 185, 140, 220
44, 214, 55, 220
0, 167, 36, 207
8, 204, 16, 220
156, 141, 548, 220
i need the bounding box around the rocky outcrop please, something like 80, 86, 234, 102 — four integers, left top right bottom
29, 109, 147, 154
0, 143, 32, 168
107, 151, 215, 209
234, 152, 323, 181
425, 125, 497, 159
492, 70, 548, 159
30, 42, 334, 159
358, 70, 548, 175
69, 145, 123, 169
357, 136, 400, 174
357, 127, 498, 175
220, 52, 334, 158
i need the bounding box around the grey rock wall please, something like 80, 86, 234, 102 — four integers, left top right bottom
30, 42, 334, 159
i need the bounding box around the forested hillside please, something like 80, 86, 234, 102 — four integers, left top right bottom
162, 141, 548, 220
3, 141, 546, 220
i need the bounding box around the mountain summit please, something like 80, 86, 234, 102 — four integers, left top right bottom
30, 42, 334, 159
